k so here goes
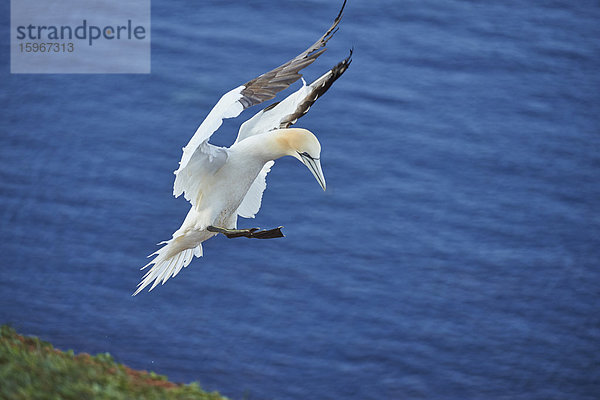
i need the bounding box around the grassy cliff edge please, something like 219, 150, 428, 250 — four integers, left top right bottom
0, 325, 227, 400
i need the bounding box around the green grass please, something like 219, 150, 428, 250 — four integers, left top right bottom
0, 325, 227, 400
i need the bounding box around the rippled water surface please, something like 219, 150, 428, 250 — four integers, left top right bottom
1, 1, 599, 399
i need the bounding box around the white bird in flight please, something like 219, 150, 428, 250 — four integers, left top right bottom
134, 1, 351, 295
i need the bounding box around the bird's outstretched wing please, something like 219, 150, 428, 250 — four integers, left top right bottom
235, 51, 352, 219
173, 0, 347, 207
235, 50, 353, 144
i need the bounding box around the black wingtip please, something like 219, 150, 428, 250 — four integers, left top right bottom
335, 0, 348, 23
321, 0, 348, 46
331, 48, 353, 77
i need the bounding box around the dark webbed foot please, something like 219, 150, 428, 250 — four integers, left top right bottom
250, 226, 285, 239
207, 226, 284, 239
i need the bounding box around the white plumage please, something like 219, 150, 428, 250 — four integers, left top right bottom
134, 1, 351, 295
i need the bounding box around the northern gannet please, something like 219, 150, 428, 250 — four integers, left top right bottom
134, 1, 351, 295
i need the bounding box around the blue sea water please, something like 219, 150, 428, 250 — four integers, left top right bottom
1, 0, 599, 399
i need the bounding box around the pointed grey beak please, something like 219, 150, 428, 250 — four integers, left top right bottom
300, 154, 326, 191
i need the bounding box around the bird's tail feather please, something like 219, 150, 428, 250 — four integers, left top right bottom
133, 240, 202, 296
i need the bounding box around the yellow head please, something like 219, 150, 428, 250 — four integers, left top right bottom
275, 128, 326, 191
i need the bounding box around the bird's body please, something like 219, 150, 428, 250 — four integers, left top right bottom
180, 128, 316, 237
134, 1, 351, 295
